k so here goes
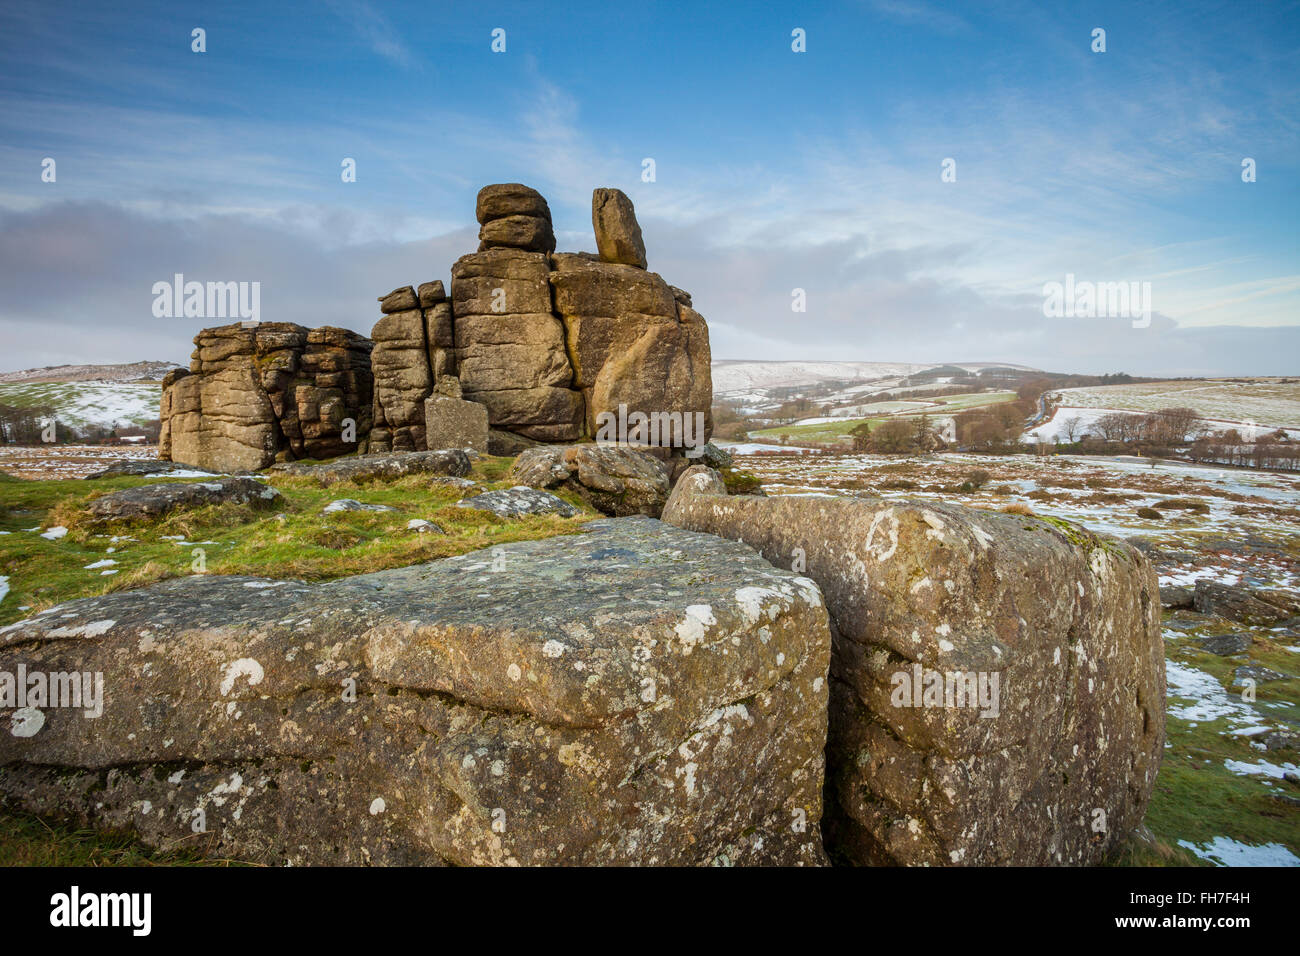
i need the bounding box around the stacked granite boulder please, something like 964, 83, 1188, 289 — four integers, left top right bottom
162, 323, 372, 473
386, 182, 712, 452
368, 280, 454, 453
476, 182, 556, 254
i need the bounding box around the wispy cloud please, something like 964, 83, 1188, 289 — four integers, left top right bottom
324, 0, 419, 70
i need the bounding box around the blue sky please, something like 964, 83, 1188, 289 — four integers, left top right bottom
1, 0, 1297, 374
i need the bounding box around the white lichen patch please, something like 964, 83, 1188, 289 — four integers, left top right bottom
734, 587, 781, 627
46, 619, 116, 638
9, 707, 44, 737
674, 605, 716, 654
219, 658, 265, 695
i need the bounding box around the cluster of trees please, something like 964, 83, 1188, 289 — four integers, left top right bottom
1063, 406, 1200, 452
0, 402, 59, 443
1188, 430, 1299, 471
849, 415, 945, 454
0, 403, 160, 445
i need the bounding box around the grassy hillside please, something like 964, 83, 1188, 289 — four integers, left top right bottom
0, 381, 162, 430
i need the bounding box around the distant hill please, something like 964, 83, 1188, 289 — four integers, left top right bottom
712, 360, 1040, 398
0, 361, 177, 385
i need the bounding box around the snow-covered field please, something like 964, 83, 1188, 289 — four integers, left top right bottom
711, 360, 1036, 399
712, 361, 927, 397
1027, 405, 1300, 444
1048, 380, 1300, 430
0, 381, 162, 430
0, 444, 156, 479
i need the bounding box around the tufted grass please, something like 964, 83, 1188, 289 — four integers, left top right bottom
0, 456, 597, 627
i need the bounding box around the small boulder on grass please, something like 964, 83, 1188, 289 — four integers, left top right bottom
1234, 664, 1293, 685
86, 478, 281, 524
456, 486, 579, 518
1195, 633, 1251, 656
406, 518, 444, 534
322, 499, 397, 514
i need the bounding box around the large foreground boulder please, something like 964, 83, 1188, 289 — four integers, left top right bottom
510, 444, 672, 517
663, 467, 1165, 866
0, 518, 831, 866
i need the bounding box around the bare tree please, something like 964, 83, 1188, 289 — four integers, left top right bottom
1061, 416, 1083, 442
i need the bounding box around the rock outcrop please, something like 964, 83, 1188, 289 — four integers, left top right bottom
86, 459, 214, 479
510, 444, 671, 517
159, 184, 712, 468
0, 519, 831, 866
663, 467, 1166, 866
162, 323, 373, 473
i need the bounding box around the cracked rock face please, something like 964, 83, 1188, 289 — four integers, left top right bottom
663, 466, 1166, 866
0, 518, 831, 866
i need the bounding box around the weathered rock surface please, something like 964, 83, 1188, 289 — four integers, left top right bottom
322, 499, 397, 514
475, 183, 552, 226
510, 444, 671, 517
1193, 581, 1298, 626
487, 428, 542, 457
450, 246, 582, 442
592, 188, 647, 269
269, 450, 470, 486
663, 467, 1166, 866
368, 282, 456, 453
424, 390, 489, 453
86, 477, 281, 524
157, 367, 189, 460
1195, 633, 1251, 656
378, 286, 418, 314
475, 184, 555, 255
1233, 664, 1293, 685
163, 323, 373, 473
455, 487, 580, 518
550, 253, 712, 440
0, 519, 831, 866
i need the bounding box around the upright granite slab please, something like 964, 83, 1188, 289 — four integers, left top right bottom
0, 519, 831, 866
